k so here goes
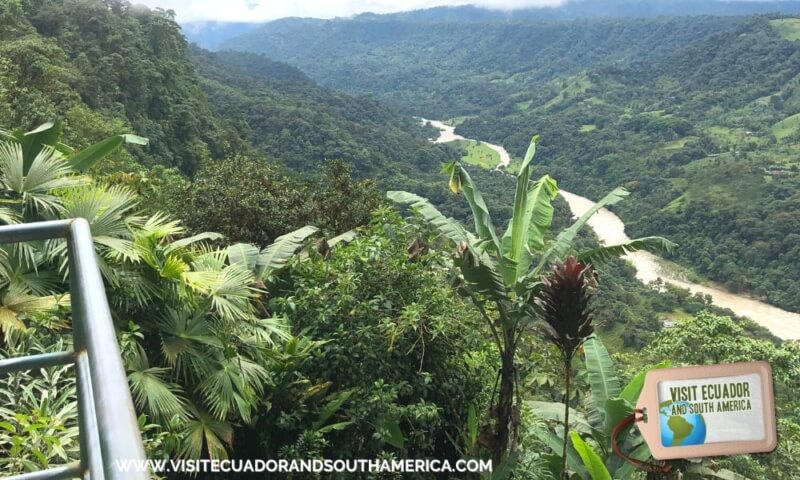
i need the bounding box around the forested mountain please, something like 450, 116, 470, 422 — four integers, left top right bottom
0, 0, 454, 180
222, 14, 746, 117
3, 1, 800, 479
223, 12, 800, 312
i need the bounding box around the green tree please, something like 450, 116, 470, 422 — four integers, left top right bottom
388, 136, 675, 464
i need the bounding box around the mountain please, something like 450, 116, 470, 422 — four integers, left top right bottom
181, 21, 260, 49
0, 0, 456, 183
186, 1, 800, 50
220, 14, 746, 117
220, 11, 800, 313
189, 47, 456, 181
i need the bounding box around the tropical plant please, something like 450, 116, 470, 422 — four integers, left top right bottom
0, 121, 324, 460
388, 135, 676, 464
0, 323, 78, 474
534, 256, 596, 479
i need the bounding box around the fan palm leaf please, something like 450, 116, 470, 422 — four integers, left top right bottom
182, 264, 257, 322
178, 404, 233, 460
197, 355, 269, 423
127, 345, 188, 423
0, 141, 84, 219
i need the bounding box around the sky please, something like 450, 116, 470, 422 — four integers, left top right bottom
134, 0, 568, 23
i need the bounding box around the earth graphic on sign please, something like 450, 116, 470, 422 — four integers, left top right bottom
659, 401, 707, 446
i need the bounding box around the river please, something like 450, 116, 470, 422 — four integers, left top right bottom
422, 119, 800, 340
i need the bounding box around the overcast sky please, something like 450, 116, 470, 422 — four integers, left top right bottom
134, 0, 568, 23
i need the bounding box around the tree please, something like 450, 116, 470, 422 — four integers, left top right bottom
388, 135, 675, 465
0, 122, 321, 461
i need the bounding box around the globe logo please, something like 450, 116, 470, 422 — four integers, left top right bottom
659, 401, 707, 447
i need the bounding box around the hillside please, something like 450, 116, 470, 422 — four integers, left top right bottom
3, 2, 800, 479
0, 0, 455, 183
222, 14, 747, 117
222, 12, 800, 313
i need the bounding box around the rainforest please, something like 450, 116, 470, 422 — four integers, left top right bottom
1, 0, 800, 479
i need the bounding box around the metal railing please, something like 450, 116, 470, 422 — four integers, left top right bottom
0, 219, 148, 480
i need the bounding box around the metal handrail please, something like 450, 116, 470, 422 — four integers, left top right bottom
0, 219, 148, 480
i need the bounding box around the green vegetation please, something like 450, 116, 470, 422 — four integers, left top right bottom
451, 139, 502, 168
391, 139, 674, 464
772, 112, 800, 140
2, 2, 800, 479
232, 11, 800, 312
771, 18, 800, 40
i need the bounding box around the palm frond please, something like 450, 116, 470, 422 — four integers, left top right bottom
164, 232, 224, 256
576, 236, 678, 265
256, 225, 319, 279
182, 265, 257, 321
533, 187, 629, 275
156, 308, 219, 380
178, 404, 233, 460
127, 347, 188, 423
197, 355, 268, 423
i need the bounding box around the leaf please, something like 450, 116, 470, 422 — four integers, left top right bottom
620, 360, 671, 405
466, 404, 478, 449
388, 191, 477, 246
490, 451, 518, 480
535, 187, 629, 273
570, 432, 612, 480
313, 390, 352, 430
378, 418, 404, 449
502, 172, 558, 284
612, 441, 651, 479
165, 232, 224, 255
603, 398, 633, 438
227, 243, 260, 271
179, 405, 233, 460
256, 226, 318, 279
527, 400, 593, 435
577, 236, 677, 265
686, 464, 751, 480
327, 230, 357, 247
456, 165, 502, 257
454, 249, 508, 303
531, 425, 586, 478
583, 337, 621, 428
19, 122, 61, 174
67, 134, 149, 172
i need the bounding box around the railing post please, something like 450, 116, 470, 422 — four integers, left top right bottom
67, 219, 148, 479
0, 219, 148, 480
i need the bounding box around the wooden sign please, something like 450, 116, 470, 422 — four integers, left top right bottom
635, 361, 777, 459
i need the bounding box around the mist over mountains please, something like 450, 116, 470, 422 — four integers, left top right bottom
184, 0, 800, 48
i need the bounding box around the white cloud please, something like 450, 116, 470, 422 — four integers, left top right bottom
133, 0, 567, 23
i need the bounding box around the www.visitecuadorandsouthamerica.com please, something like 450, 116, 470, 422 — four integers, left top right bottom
113, 458, 494, 474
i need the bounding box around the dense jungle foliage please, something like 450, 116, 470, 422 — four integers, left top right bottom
1, 1, 799, 479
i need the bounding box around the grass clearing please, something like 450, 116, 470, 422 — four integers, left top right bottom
579, 124, 597, 132
663, 136, 697, 150
450, 139, 501, 169
772, 112, 800, 141
543, 73, 592, 109
771, 18, 800, 41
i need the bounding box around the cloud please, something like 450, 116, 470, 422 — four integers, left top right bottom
133, 0, 567, 23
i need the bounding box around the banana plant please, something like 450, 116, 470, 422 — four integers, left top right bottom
530, 337, 669, 479
388, 134, 676, 465
533, 337, 751, 480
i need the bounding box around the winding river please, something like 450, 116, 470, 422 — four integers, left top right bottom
423, 119, 800, 340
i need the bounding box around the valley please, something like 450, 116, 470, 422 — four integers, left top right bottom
425, 119, 800, 339
3, 2, 800, 478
